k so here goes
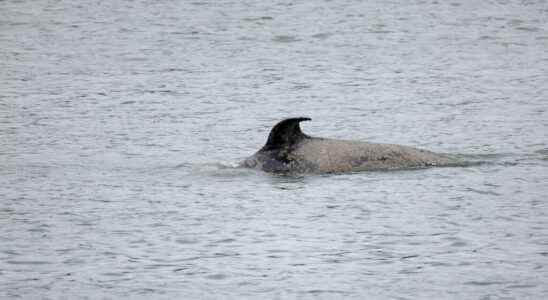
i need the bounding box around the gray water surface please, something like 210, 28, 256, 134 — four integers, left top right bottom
2, 0, 548, 299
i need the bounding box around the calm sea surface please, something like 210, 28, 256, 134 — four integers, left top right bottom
1, 0, 548, 299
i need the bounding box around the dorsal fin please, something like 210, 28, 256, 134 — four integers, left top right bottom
261, 117, 311, 151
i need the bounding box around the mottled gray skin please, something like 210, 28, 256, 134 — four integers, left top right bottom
241, 117, 459, 174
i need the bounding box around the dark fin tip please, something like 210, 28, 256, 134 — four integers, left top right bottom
291, 117, 311, 122
262, 117, 312, 151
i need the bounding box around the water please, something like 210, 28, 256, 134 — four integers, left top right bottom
1, 0, 548, 298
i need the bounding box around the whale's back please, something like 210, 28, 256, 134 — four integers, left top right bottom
293, 138, 457, 172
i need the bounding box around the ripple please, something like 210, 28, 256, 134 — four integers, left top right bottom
506, 284, 538, 289
305, 289, 351, 295
311, 32, 332, 39
464, 281, 508, 286
465, 187, 501, 196
242, 16, 273, 22
215, 238, 236, 243
206, 273, 227, 280
515, 27, 540, 32
6, 260, 51, 265
175, 238, 200, 244
272, 35, 300, 43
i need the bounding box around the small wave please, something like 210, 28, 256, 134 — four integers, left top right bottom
442, 150, 548, 169
190, 162, 258, 177
448, 153, 530, 167
272, 35, 300, 43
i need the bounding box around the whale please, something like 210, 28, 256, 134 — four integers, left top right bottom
240, 117, 460, 174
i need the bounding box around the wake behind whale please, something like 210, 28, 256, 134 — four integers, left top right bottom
240, 117, 466, 174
